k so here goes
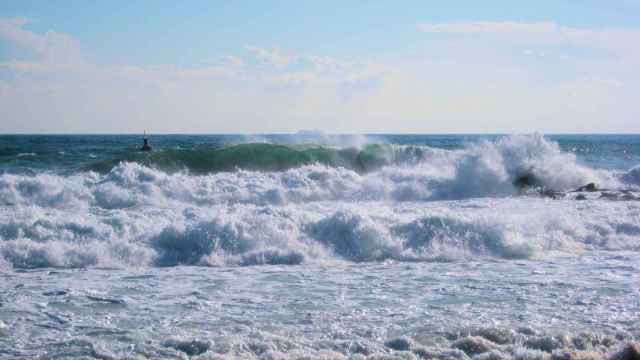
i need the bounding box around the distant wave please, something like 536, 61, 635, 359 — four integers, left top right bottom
87, 143, 432, 174
82, 134, 633, 191
7, 134, 630, 208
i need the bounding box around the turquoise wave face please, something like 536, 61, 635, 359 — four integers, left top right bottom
2, 134, 640, 175
85, 143, 430, 174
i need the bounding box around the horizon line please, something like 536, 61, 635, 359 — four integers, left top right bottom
0, 132, 639, 136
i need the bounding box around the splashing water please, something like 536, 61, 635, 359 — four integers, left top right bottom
0, 134, 639, 359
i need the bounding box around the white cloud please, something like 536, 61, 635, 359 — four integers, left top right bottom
418, 21, 561, 35
418, 21, 640, 57
202, 55, 244, 68
0, 17, 83, 64
245, 46, 295, 68
0, 18, 638, 133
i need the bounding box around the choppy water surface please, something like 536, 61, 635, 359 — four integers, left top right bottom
0, 134, 639, 359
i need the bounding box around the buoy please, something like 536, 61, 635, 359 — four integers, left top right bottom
140, 131, 152, 151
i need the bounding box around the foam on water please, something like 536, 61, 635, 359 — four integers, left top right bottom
0, 134, 639, 269
1, 256, 638, 359
2, 134, 640, 359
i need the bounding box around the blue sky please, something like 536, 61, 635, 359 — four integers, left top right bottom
3, 1, 639, 64
1, 1, 639, 133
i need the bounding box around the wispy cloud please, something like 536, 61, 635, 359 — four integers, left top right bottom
245, 46, 295, 68
417, 21, 640, 57
0, 17, 638, 133
418, 21, 561, 35
0, 17, 83, 64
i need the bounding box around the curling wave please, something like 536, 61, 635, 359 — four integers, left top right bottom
87, 142, 432, 174
1, 134, 639, 269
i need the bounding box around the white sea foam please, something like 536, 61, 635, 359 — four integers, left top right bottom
622, 165, 640, 187
0, 134, 638, 268
240, 132, 372, 148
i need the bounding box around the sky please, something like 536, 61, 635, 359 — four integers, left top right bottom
0, 1, 639, 133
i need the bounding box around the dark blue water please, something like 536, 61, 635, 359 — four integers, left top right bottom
1, 134, 638, 174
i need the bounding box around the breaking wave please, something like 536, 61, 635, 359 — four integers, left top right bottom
1, 134, 639, 269
87, 142, 431, 174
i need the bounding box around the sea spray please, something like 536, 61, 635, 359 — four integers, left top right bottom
1, 194, 640, 268
1, 134, 639, 359
0, 134, 639, 269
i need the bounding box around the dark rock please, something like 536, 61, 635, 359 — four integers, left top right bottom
452, 336, 498, 356
615, 333, 630, 342
411, 346, 434, 359
43, 290, 68, 296
515, 173, 539, 189
246, 340, 276, 355
162, 338, 210, 356
385, 336, 414, 351
601, 337, 615, 348
517, 327, 539, 336
608, 342, 640, 360
575, 183, 598, 192
575, 194, 587, 201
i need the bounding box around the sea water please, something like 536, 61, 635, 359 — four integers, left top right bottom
0, 134, 639, 359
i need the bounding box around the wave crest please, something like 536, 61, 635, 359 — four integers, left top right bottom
1, 134, 638, 269
87, 143, 431, 174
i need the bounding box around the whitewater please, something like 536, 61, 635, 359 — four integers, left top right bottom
0, 134, 639, 359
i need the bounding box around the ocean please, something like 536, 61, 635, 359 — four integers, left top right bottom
0, 134, 639, 359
